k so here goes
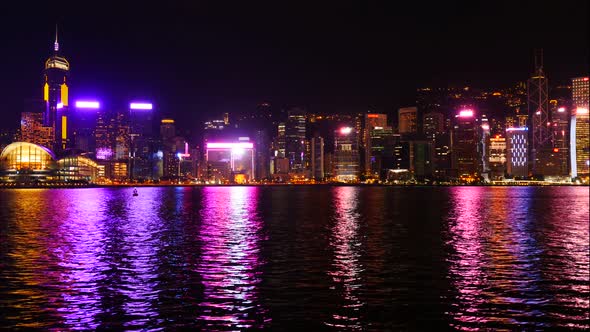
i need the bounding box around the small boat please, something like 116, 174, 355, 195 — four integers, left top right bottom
133, 188, 138, 196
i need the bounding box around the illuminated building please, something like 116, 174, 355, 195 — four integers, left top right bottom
479, 117, 490, 175
205, 140, 255, 183
527, 49, 550, 174
423, 111, 444, 140
20, 112, 54, 147
506, 127, 529, 177
433, 132, 451, 179
71, 100, 100, 153
0, 142, 56, 182
368, 126, 395, 179
311, 136, 324, 181
43, 27, 70, 151
56, 154, 99, 182
160, 118, 175, 141
451, 109, 478, 178
549, 103, 569, 176
333, 127, 359, 182
276, 122, 286, 158
285, 108, 306, 171
410, 140, 434, 179
362, 113, 388, 176
489, 135, 506, 180
398, 107, 418, 135
571, 77, 589, 178
129, 102, 155, 180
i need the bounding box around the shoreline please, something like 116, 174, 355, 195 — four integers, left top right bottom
0, 183, 585, 189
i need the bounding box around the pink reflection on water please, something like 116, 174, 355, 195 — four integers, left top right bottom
325, 186, 364, 330
445, 186, 488, 330
197, 186, 269, 329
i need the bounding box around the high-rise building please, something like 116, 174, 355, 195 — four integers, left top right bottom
129, 102, 155, 180
71, 100, 100, 153
255, 130, 270, 181
398, 107, 418, 135
160, 118, 176, 141
276, 122, 286, 158
571, 77, 589, 179
451, 109, 478, 178
506, 127, 529, 177
489, 135, 507, 180
43, 27, 70, 151
363, 113, 388, 176
423, 111, 444, 140
20, 112, 53, 148
285, 108, 306, 171
311, 136, 324, 181
333, 127, 359, 182
368, 125, 395, 178
527, 49, 550, 174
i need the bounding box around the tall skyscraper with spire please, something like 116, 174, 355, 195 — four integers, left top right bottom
43, 25, 70, 151
527, 49, 550, 175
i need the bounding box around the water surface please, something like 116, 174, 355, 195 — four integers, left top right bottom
0, 186, 588, 330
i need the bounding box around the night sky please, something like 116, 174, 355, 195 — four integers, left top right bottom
0, 1, 588, 129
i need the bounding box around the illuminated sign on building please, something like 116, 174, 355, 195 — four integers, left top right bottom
129, 102, 153, 110
75, 101, 100, 109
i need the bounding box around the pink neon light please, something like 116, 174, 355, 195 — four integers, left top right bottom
576, 108, 589, 114
481, 124, 490, 130
458, 110, 474, 117
75, 101, 100, 109
129, 102, 153, 110
57, 103, 63, 109
584, 77, 589, 81
206, 142, 254, 149
340, 127, 353, 135
557, 107, 566, 113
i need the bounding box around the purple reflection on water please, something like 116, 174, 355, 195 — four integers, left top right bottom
197, 186, 269, 329
325, 186, 364, 330
445, 187, 590, 330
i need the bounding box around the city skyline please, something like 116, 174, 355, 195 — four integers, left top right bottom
0, 1, 588, 129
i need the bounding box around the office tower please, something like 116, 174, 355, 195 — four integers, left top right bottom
129, 102, 154, 180
410, 140, 434, 179
489, 135, 507, 180
362, 113, 388, 176
276, 122, 286, 158
255, 130, 270, 181
160, 118, 176, 141
43, 27, 70, 151
527, 49, 550, 174
20, 112, 53, 147
506, 127, 529, 177
285, 108, 306, 171
392, 136, 410, 170
571, 77, 589, 178
398, 107, 418, 135
433, 132, 451, 179
479, 117, 490, 175
71, 100, 100, 153
333, 127, 359, 182
423, 111, 444, 140
451, 109, 478, 178
368, 125, 395, 178
311, 136, 324, 181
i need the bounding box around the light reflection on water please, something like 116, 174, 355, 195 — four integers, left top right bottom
0, 186, 587, 330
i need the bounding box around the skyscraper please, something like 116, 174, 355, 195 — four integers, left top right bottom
527, 49, 550, 174
285, 108, 306, 171
129, 102, 154, 180
398, 107, 418, 135
451, 109, 478, 178
506, 127, 529, 178
311, 136, 324, 181
423, 111, 444, 140
43, 26, 70, 151
570, 77, 589, 179
363, 113, 387, 176
333, 127, 359, 182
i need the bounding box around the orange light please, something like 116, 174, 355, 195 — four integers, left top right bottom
367, 114, 379, 118
553, 148, 559, 153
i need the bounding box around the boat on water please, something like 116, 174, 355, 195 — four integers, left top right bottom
133, 188, 138, 196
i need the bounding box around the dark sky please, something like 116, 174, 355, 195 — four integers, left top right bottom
0, 1, 588, 129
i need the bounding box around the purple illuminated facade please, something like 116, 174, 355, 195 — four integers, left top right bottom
506, 127, 529, 177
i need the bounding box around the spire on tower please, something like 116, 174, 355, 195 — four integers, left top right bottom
54, 24, 59, 52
